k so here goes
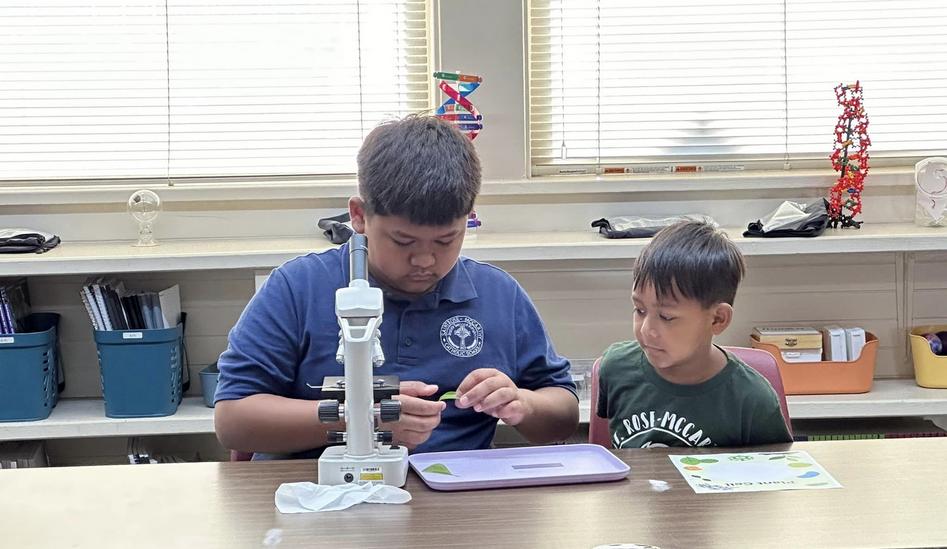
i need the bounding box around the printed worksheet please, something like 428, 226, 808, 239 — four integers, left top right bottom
669, 450, 842, 494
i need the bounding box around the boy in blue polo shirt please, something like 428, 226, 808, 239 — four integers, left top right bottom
215, 115, 578, 457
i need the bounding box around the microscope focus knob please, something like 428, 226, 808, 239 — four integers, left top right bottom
318, 400, 341, 423
375, 431, 394, 444
326, 430, 345, 444
379, 399, 401, 423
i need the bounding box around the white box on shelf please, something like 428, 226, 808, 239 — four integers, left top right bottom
822, 325, 848, 361
0, 440, 48, 468
780, 349, 824, 363
845, 327, 867, 361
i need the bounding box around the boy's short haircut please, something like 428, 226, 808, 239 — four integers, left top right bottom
356, 114, 481, 226
633, 221, 745, 308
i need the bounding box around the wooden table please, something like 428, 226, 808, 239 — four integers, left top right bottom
2, 438, 945, 549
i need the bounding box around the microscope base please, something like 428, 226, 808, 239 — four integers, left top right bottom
318, 445, 409, 487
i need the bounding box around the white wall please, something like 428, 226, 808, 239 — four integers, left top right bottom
437, 0, 528, 180
2, 1, 941, 463
5, 0, 931, 390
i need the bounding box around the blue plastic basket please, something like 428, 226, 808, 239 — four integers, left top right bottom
0, 313, 62, 422
94, 324, 183, 418
199, 363, 219, 408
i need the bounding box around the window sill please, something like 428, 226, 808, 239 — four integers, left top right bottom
1, 167, 915, 207
3, 222, 944, 277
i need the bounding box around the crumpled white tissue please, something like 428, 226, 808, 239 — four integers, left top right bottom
275, 482, 411, 513
648, 479, 671, 492
760, 200, 810, 232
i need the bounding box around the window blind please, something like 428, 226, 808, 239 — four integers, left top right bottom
0, 0, 429, 182
528, 0, 947, 175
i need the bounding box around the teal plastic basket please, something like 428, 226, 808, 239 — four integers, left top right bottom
0, 313, 62, 422
199, 363, 219, 408
94, 324, 183, 418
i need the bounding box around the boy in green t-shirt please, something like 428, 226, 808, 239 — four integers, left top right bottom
596, 221, 792, 448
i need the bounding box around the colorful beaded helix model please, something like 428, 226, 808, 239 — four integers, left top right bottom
828, 81, 870, 229
434, 71, 483, 140
434, 71, 483, 234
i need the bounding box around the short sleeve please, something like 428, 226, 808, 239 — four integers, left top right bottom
215, 269, 304, 401
512, 284, 577, 399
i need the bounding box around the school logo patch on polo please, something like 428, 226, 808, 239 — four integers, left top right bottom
439, 315, 483, 358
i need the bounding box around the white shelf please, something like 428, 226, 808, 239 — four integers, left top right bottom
0, 397, 214, 442
580, 380, 947, 424
3, 223, 946, 276
786, 379, 947, 419
3, 380, 946, 442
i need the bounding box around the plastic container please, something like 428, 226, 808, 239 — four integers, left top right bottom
94, 324, 183, 418
909, 326, 947, 389
409, 444, 630, 491
465, 210, 481, 241
0, 313, 62, 422
199, 363, 219, 408
751, 332, 878, 395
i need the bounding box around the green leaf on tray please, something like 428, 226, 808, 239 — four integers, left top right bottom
422, 463, 456, 476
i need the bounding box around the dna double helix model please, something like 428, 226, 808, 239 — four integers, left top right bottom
434, 71, 483, 234
828, 81, 870, 229
433, 71, 483, 140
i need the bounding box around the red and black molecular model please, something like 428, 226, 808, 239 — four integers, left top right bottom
828, 81, 870, 229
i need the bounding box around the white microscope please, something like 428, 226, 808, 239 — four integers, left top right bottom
316, 234, 409, 486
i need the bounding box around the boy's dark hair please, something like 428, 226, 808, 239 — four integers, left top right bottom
633, 221, 745, 308
357, 114, 481, 226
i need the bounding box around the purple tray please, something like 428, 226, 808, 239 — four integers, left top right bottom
408, 444, 630, 491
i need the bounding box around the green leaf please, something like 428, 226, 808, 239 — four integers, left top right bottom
699, 458, 719, 464
422, 463, 456, 476
680, 457, 702, 465
439, 391, 458, 401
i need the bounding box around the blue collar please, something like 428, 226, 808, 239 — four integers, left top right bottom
338, 242, 478, 305
434, 257, 478, 304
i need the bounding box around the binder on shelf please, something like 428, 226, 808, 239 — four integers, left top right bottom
89, 281, 113, 331
158, 284, 181, 329
0, 278, 31, 334
79, 280, 181, 334
79, 288, 101, 331
0, 295, 8, 333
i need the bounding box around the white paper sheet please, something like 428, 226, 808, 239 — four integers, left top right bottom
669, 450, 842, 494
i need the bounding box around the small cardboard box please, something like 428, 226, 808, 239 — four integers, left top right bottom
752, 327, 823, 351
